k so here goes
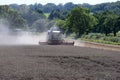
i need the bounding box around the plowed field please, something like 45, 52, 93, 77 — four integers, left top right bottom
0, 45, 120, 80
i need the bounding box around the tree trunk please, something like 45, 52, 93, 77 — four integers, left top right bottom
105, 31, 108, 36
113, 28, 117, 36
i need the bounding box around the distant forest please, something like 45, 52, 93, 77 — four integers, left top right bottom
10, 1, 120, 14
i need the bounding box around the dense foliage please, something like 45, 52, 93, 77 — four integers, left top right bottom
10, 1, 120, 14
0, 5, 26, 29
0, 5, 54, 32
48, 9, 69, 20
66, 7, 97, 36
93, 11, 120, 36
1, 1, 120, 36
81, 33, 120, 45
91, 1, 120, 14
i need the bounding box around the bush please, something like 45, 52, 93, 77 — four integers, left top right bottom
117, 31, 120, 37
81, 33, 104, 39
81, 33, 120, 45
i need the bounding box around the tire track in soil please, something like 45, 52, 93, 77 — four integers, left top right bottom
74, 40, 120, 52
0, 45, 120, 80
29, 55, 120, 80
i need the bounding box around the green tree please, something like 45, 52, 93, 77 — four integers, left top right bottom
48, 9, 61, 20
104, 14, 118, 36
31, 19, 48, 32
48, 9, 69, 20
56, 19, 66, 31
93, 11, 119, 36
114, 16, 120, 36
0, 5, 26, 29
65, 7, 97, 37
102, 11, 115, 36
43, 3, 56, 13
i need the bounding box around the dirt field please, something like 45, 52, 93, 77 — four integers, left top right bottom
0, 45, 120, 80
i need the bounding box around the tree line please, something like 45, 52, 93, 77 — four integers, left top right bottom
0, 5, 55, 32
56, 7, 120, 37
0, 5, 26, 29
0, 1, 120, 36
10, 1, 120, 14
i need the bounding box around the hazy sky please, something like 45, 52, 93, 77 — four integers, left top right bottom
0, 0, 119, 5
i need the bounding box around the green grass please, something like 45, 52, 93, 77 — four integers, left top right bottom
44, 13, 50, 18
81, 38, 120, 45
81, 33, 120, 45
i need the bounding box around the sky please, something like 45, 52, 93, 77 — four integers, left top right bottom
0, 0, 119, 5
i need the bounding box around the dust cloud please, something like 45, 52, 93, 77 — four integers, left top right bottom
74, 40, 85, 47
0, 19, 47, 45
14, 32, 47, 45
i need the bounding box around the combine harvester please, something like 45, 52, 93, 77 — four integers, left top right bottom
39, 26, 74, 45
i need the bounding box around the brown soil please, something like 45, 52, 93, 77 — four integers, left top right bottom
75, 40, 120, 52
0, 45, 120, 80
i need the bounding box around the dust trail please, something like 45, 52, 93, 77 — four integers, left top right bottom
0, 31, 47, 45
74, 40, 85, 47
0, 19, 47, 45
16, 32, 47, 45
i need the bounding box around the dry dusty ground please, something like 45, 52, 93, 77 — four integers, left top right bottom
0, 45, 120, 80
